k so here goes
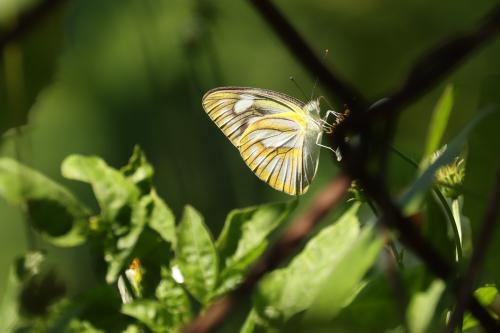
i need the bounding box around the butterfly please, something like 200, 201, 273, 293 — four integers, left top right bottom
202, 87, 346, 196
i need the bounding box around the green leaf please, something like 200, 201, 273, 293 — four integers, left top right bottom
105, 195, 151, 283
399, 105, 495, 212
463, 285, 499, 330
253, 204, 361, 326
406, 279, 445, 333
122, 274, 192, 333
106, 192, 176, 284
148, 190, 176, 248
215, 201, 296, 295
61, 155, 140, 222
304, 223, 383, 321
240, 309, 270, 333
0, 158, 90, 246
0, 252, 67, 332
176, 205, 218, 304
120, 145, 154, 194
423, 85, 454, 159
154, 269, 192, 328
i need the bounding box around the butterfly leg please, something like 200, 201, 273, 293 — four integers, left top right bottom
315, 132, 342, 161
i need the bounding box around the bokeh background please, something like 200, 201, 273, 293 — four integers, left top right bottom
1, 0, 499, 300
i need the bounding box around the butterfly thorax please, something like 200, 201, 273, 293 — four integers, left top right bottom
303, 99, 323, 134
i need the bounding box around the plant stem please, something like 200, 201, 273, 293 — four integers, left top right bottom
433, 190, 462, 262
390, 146, 463, 262
365, 195, 404, 268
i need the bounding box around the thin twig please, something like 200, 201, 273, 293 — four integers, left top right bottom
448, 169, 500, 332
351, 3, 500, 125
183, 174, 351, 333
355, 169, 500, 331
248, 0, 368, 113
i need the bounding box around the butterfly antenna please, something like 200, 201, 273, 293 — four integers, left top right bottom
310, 49, 329, 100
289, 76, 308, 100
319, 95, 335, 111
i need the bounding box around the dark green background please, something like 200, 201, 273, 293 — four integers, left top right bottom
1, 0, 499, 299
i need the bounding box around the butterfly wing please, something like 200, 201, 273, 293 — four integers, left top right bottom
202, 87, 321, 195
202, 87, 305, 147
238, 112, 321, 195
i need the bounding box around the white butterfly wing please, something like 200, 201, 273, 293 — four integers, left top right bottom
202, 87, 321, 195
202, 87, 305, 147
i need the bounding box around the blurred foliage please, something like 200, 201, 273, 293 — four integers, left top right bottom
1, 0, 500, 332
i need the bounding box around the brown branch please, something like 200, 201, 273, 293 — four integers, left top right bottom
448, 168, 500, 332
249, 0, 368, 113
0, 0, 67, 49
183, 174, 351, 333
362, 3, 500, 122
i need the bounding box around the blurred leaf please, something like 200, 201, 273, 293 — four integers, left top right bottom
463, 285, 499, 330
240, 309, 270, 333
304, 223, 383, 321
122, 300, 178, 333
76, 284, 130, 332
120, 145, 154, 194
0, 252, 66, 332
61, 155, 140, 222
0, 253, 35, 332
176, 205, 218, 304
253, 204, 360, 326
330, 274, 400, 332
0, 158, 90, 246
406, 279, 445, 333
215, 201, 296, 295
463, 76, 500, 285
400, 105, 495, 212
423, 85, 454, 159
64, 319, 106, 333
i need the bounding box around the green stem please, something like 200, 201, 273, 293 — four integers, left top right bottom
390, 146, 462, 262
451, 199, 463, 257
365, 195, 404, 268
433, 189, 462, 262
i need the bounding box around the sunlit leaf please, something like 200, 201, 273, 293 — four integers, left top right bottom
176, 205, 218, 304
215, 201, 296, 295
406, 279, 445, 333
423, 85, 454, 159
253, 204, 360, 326
305, 223, 383, 321
0, 158, 90, 246
463, 285, 499, 330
